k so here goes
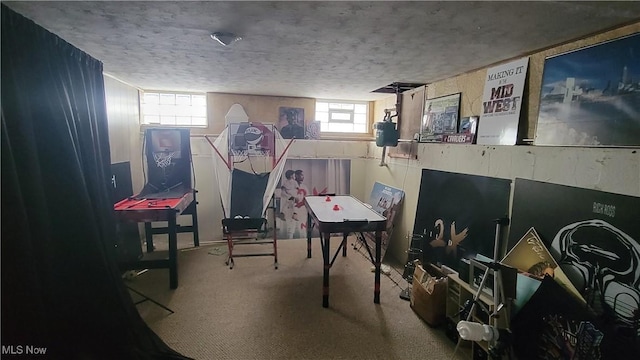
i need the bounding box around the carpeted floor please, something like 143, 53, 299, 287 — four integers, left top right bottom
125, 235, 468, 360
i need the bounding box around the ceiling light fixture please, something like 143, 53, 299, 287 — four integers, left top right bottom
210, 32, 242, 47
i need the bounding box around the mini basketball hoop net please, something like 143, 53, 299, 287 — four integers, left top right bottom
230, 148, 273, 158
230, 148, 248, 158
153, 151, 177, 169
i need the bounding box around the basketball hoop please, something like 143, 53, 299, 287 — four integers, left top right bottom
153, 151, 177, 169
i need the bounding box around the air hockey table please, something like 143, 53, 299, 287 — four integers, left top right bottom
113, 189, 199, 289
304, 195, 387, 308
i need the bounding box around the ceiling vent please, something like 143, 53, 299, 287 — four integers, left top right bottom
372, 82, 426, 94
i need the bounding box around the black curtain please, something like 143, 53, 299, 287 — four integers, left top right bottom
1, 6, 190, 359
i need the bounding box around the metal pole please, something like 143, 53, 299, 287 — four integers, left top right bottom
379, 146, 387, 166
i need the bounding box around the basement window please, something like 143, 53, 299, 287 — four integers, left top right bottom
315, 100, 369, 134
141, 91, 207, 127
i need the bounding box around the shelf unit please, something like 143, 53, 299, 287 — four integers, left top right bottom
446, 273, 510, 360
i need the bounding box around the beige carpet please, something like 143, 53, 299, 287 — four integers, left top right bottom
126, 236, 468, 360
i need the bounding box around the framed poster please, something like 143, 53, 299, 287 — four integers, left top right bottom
419, 93, 460, 142
442, 116, 479, 144
535, 33, 640, 146
278, 107, 305, 139
476, 57, 529, 145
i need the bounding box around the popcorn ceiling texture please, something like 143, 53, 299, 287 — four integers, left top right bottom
5, 1, 640, 101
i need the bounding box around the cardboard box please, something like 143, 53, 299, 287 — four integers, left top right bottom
410, 262, 447, 326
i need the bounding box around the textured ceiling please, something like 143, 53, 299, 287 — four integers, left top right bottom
5, 1, 640, 100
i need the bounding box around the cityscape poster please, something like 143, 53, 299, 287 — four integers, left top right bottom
535, 33, 640, 146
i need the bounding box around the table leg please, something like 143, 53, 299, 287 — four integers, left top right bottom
191, 194, 200, 247
145, 222, 154, 253
306, 212, 312, 258
342, 233, 348, 257
374, 230, 381, 304
322, 232, 330, 308
168, 214, 178, 289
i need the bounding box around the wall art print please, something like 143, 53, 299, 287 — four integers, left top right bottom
419, 93, 460, 142
502, 227, 584, 315
305, 121, 321, 139
476, 57, 529, 145
535, 33, 640, 146
275, 159, 351, 239
358, 182, 405, 261
511, 277, 602, 360
508, 178, 640, 358
278, 107, 305, 139
442, 116, 479, 144
412, 169, 511, 271
228, 121, 275, 157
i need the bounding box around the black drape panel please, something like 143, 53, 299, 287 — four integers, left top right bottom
1, 6, 190, 359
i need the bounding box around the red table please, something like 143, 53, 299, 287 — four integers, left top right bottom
114, 189, 199, 289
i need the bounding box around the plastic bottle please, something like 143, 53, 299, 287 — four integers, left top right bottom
456, 321, 498, 342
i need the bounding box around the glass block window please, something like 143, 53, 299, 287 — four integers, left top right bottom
141, 92, 207, 127
315, 100, 369, 133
